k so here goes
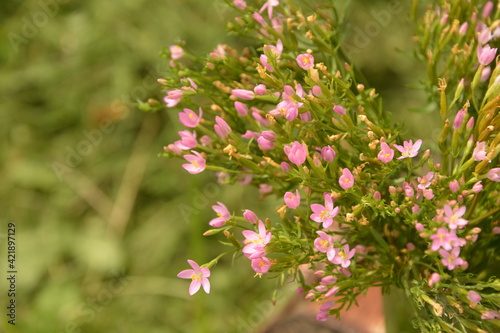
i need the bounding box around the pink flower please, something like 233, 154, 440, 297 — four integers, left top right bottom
234, 101, 248, 116
394, 139, 422, 159
254, 84, 267, 95
467, 291, 482, 304
449, 180, 460, 192
232, 89, 255, 100
177, 260, 211, 295
242, 220, 272, 259
233, 0, 246, 10
209, 202, 230, 227
260, 54, 274, 72
214, 116, 232, 139
179, 108, 203, 128
281, 162, 291, 172
477, 44, 498, 65
200, 135, 212, 146
243, 210, 259, 224
472, 181, 483, 193
316, 301, 335, 321
473, 141, 487, 161
444, 205, 468, 229
164, 89, 183, 108
338, 168, 354, 190
252, 12, 267, 27
453, 110, 466, 129
314, 231, 336, 261
296, 53, 314, 70
458, 22, 468, 35
310, 193, 339, 229
417, 172, 434, 190
182, 151, 206, 174
251, 256, 271, 274
330, 243, 356, 268
320, 146, 336, 162
439, 247, 464, 270
332, 105, 346, 116
263, 39, 283, 58
169, 45, 184, 60
174, 130, 197, 150
257, 136, 275, 150
259, 0, 279, 19
428, 273, 440, 287
481, 311, 500, 320
482, 1, 494, 18
284, 141, 307, 165
429, 228, 457, 251
377, 142, 394, 163
284, 190, 300, 209
487, 168, 500, 181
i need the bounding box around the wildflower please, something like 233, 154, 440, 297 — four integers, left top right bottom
325, 286, 340, 297
169, 45, 184, 60
428, 273, 440, 287
233, 0, 246, 10
177, 260, 211, 295
458, 22, 468, 35
310, 193, 339, 229
316, 301, 335, 322
251, 256, 271, 274
242, 220, 272, 259
377, 142, 394, 163
313, 231, 336, 261
179, 108, 203, 128
254, 84, 267, 95
449, 180, 460, 192
487, 168, 500, 181
429, 228, 457, 251
481, 311, 500, 320
473, 141, 487, 161
320, 146, 336, 162
243, 210, 258, 224
482, 1, 494, 18
252, 12, 267, 27
443, 205, 468, 229
472, 181, 483, 193
453, 110, 466, 129
214, 116, 232, 139
300, 111, 311, 122
257, 136, 275, 150
280, 162, 291, 172
234, 101, 248, 116
263, 39, 283, 58
164, 89, 183, 108
330, 243, 356, 268
260, 54, 274, 72
439, 247, 464, 270
467, 291, 482, 304
296, 53, 315, 70
259, 0, 279, 19
209, 202, 230, 227
394, 139, 422, 159
332, 105, 346, 116
284, 141, 307, 165
373, 191, 381, 200
338, 168, 354, 190
284, 190, 300, 209
232, 89, 255, 100
417, 172, 434, 190
182, 151, 206, 174
477, 44, 498, 66
174, 131, 197, 150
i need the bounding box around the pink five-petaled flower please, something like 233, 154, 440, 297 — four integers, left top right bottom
310, 193, 339, 229
232, 89, 255, 100
417, 171, 434, 190
251, 256, 271, 274
169, 45, 184, 60
182, 151, 206, 174
174, 130, 197, 150
330, 244, 356, 268
394, 139, 422, 159
473, 141, 487, 161
314, 231, 336, 261
481, 311, 500, 320
467, 291, 482, 304
284, 141, 307, 165
209, 202, 230, 227
177, 260, 210, 295
179, 108, 203, 128
377, 142, 394, 163
284, 190, 300, 209
242, 220, 272, 259
477, 44, 498, 66
214, 116, 232, 139
487, 168, 500, 182
296, 53, 314, 70
164, 89, 183, 108
259, 0, 279, 19
338, 168, 354, 190
320, 146, 336, 162
443, 204, 468, 229
429, 228, 458, 251
439, 247, 464, 270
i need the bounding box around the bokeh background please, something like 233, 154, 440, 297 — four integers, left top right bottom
0, 0, 432, 332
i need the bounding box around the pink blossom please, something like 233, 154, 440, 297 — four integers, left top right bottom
481, 311, 500, 320
234, 101, 248, 116
164, 89, 183, 108
422, 188, 434, 200
254, 84, 267, 95
243, 210, 259, 224
259, 0, 279, 19
332, 105, 346, 116
439, 247, 464, 270
177, 260, 211, 295
316, 301, 335, 322
428, 273, 440, 287
481, 66, 492, 81
473, 141, 487, 161
296, 53, 315, 70
260, 54, 274, 72
300, 111, 312, 122
232, 89, 255, 100
339, 168, 354, 190
444, 205, 468, 229
312, 85, 322, 96
478, 28, 492, 45
214, 116, 232, 139
242, 220, 272, 259
325, 286, 340, 297
373, 191, 382, 201
467, 291, 482, 304
482, 1, 494, 18
179, 108, 203, 128
472, 181, 483, 193
174, 130, 197, 150
430, 228, 458, 251
281, 162, 291, 172
259, 184, 273, 195
310, 193, 339, 229
377, 142, 394, 163
251, 256, 271, 274
233, 0, 246, 10
330, 243, 356, 268
453, 110, 466, 129
242, 130, 260, 140
394, 139, 422, 159
314, 231, 336, 261
284, 141, 307, 165
257, 136, 275, 150
487, 168, 500, 181
263, 39, 283, 58
252, 12, 267, 26
182, 151, 206, 174
449, 180, 460, 192
169, 45, 184, 60
417, 172, 434, 190
320, 146, 336, 162
284, 190, 300, 209
209, 202, 230, 227
251, 109, 270, 126
320, 275, 336, 285
458, 22, 468, 35
477, 44, 498, 65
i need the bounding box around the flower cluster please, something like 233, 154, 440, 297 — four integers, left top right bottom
152, 0, 500, 331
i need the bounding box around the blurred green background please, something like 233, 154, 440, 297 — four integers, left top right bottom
0, 0, 429, 332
